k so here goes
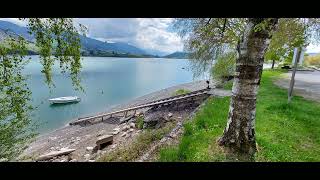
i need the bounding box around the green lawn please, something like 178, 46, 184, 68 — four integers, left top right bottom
158, 70, 320, 162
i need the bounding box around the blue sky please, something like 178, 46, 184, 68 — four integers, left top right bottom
1, 18, 320, 54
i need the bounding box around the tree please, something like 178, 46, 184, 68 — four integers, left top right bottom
217, 19, 278, 160
0, 18, 86, 160
175, 18, 320, 160
264, 19, 307, 68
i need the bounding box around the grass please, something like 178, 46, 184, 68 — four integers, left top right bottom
223, 80, 233, 90
173, 89, 191, 96
158, 70, 320, 162
98, 122, 175, 162
136, 116, 144, 129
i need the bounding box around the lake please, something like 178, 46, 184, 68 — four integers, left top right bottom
24, 56, 204, 134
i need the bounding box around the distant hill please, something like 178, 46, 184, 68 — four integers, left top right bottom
163, 51, 190, 59
0, 20, 151, 57
307, 52, 320, 56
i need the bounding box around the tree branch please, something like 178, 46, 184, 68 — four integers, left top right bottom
205, 18, 212, 26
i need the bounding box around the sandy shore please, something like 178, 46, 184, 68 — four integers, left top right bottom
20, 80, 215, 161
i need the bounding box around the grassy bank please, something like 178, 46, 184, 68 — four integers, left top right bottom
158, 70, 320, 162
98, 122, 176, 162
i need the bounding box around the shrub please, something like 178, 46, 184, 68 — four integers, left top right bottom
173, 89, 191, 96
136, 116, 144, 129
304, 54, 320, 67
211, 52, 236, 81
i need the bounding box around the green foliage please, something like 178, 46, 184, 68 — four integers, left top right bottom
0, 37, 37, 160
304, 54, 320, 67
25, 18, 85, 90
0, 18, 85, 160
223, 80, 233, 90
174, 18, 320, 77
173, 18, 246, 77
265, 19, 307, 64
158, 70, 320, 161
136, 116, 144, 129
158, 97, 228, 161
173, 89, 191, 96
211, 51, 236, 81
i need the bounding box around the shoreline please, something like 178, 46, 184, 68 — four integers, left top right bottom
21, 79, 215, 160
42, 79, 212, 136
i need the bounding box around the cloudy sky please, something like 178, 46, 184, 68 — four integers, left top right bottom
1, 18, 320, 55
0, 18, 184, 55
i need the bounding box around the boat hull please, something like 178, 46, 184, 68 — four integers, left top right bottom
49, 97, 81, 104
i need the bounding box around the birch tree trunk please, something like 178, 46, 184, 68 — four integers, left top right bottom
218, 18, 278, 161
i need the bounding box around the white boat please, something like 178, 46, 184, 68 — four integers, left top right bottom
49, 96, 81, 104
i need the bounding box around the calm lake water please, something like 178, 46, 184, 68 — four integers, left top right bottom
24, 56, 204, 134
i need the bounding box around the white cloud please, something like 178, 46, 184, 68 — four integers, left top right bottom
0, 18, 183, 55
74, 18, 183, 54
306, 44, 320, 54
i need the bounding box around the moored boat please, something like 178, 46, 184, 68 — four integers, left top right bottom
48, 96, 81, 104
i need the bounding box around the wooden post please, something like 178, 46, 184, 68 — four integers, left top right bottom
288, 47, 301, 103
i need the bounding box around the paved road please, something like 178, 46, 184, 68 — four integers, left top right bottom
274, 70, 320, 102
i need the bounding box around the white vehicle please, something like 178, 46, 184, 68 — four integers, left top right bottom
49, 96, 81, 104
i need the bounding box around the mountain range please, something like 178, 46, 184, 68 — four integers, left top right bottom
0, 20, 187, 58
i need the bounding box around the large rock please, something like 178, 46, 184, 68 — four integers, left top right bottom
96, 135, 113, 150
86, 146, 94, 152
37, 148, 76, 161
129, 122, 135, 128
143, 111, 166, 129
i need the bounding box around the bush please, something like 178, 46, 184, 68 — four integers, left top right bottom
136, 116, 144, 129
211, 52, 236, 81
304, 54, 320, 67
173, 89, 191, 96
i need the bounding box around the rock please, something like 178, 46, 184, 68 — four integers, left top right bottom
69, 159, 77, 162
96, 135, 113, 150
129, 128, 134, 132
122, 125, 130, 131
88, 160, 95, 162
113, 127, 120, 132
168, 112, 173, 118
112, 130, 120, 135
128, 119, 136, 123
49, 136, 57, 141
37, 148, 76, 161
125, 133, 131, 138
136, 130, 142, 133
121, 132, 127, 137
177, 116, 182, 119
86, 146, 94, 151
84, 154, 90, 160
143, 111, 166, 129
111, 144, 117, 149
96, 130, 106, 137
76, 137, 81, 141
129, 123, 135, 128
